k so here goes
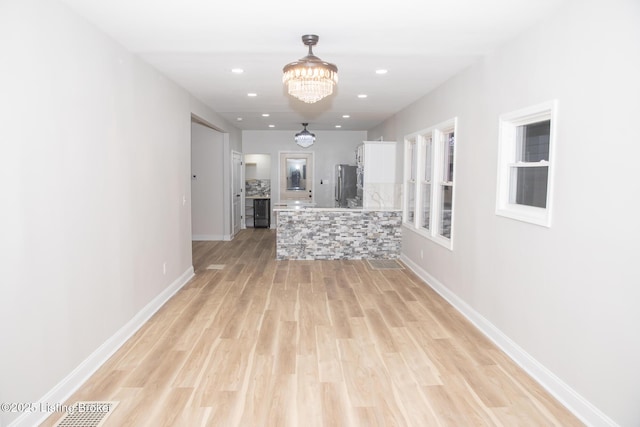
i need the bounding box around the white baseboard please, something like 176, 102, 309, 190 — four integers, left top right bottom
9, 266, 195, 427
400, 254, 618, 427
192, 234, 226, 241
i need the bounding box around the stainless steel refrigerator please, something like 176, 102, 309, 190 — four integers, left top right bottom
335, 164, 357, 207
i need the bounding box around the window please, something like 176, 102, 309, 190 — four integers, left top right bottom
420, 136, 432, 231
496, 101, 557, 227
404, 118, 457, 249
439, 129, 455, 239
406, 137, 417, 223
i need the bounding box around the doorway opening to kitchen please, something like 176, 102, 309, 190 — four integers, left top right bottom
244, 153, 272, 228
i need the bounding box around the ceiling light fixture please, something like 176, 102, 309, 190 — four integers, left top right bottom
295, 123, 315, 148
283, 35, 338, 104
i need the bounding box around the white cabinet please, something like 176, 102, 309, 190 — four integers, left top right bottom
356, 141, 398, 208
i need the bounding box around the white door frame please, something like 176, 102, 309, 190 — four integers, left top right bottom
278, 150, 315, 203
231, 150, 243, 238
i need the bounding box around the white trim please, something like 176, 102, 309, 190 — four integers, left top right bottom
192, 234, 229, 241
8, 266, 195, 427
222, 133, 232, 240
277, 150, 315, 204
403, 118, 457, 250
231, 150, 244, 239
496, 100, 557, 227
403, 137, 417, 225
399, 254, 619, 427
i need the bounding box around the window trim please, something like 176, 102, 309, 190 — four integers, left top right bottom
496, 100, 557, 227
404, 137, 418, 224
403, 118, 457, 250
419, 134, 432, 231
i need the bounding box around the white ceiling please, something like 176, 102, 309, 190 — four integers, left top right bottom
61, 0, 566, 132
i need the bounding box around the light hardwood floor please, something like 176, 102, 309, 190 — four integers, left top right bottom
42, 229, 583, 426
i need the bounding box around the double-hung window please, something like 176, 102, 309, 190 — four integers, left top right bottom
406, 137, 417, 223
438, 129, 455, 239
420, 135, 432, 231
404, 118, 457, 249
496, 101, 557, 227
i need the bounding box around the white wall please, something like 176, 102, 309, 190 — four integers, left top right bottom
369, 1, 640, 425
242, 130, 367, 210
244, 154, 271, 180
191, 123, 225, 240
190, 99, 242, 154
0, 1, 239, 425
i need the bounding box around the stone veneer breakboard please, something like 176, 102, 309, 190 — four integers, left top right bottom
245, 179, 270, 197
276, 209, 402, 260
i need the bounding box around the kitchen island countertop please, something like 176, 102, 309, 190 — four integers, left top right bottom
272, 201, 399, 212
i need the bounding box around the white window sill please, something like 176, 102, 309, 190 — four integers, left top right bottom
496, 205, 551, 227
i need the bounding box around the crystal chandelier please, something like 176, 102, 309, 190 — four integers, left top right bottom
283, 35, 338, 104
295, 123, 315, 148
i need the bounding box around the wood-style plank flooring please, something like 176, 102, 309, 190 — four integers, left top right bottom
42, 229, 583, 426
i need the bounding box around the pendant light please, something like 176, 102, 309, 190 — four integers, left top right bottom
295, 123, 315, 148
283, 35, 338, 104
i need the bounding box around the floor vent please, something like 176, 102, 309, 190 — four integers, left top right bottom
206, 264, 226, 270
53, 401, 119, 427
367, 259, 404, 270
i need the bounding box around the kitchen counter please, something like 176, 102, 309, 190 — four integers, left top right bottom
274, 206, 399, 212
275, 206, 402, 260
273, 200, 399, 212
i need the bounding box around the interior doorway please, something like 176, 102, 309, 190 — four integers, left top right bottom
244, 154, 271, 228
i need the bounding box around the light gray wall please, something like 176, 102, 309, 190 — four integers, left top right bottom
242, 130, 367, 210
244, 154, 271, 180
191, 97, 242, 153
369, 0, 640, 425
0, 1, 240, 425
191, 123, 225, 239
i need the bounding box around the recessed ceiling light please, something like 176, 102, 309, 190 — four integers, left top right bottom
247, 93, 257, 97
236, 117, 243, 121
375, 69, 388, 75
335, 125, 342, 128
262, 113, 270, 117
357, 94, 368, 99
268, 124, 275, 128
231, 68, 244, 74
342, 114, 350, 118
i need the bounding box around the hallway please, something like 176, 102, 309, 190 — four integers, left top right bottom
42, 229, 582, 426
